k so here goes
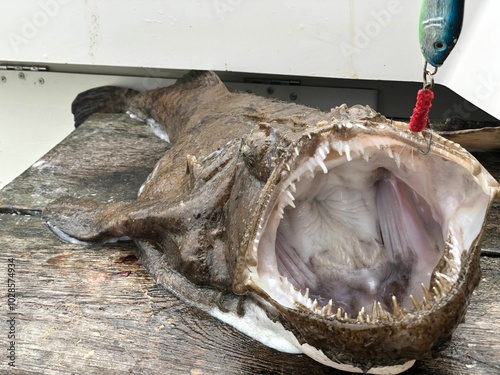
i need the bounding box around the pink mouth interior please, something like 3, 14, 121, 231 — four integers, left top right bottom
275, 168, 444, 315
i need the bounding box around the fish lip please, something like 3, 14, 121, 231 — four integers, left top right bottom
233, 120, 495, 367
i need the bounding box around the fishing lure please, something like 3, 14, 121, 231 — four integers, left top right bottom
409, 0, 465, 150
419, 0, 465, 68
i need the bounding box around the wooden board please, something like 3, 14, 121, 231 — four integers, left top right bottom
0, 114, 499, 374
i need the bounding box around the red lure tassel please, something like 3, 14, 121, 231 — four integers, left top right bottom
409, 88, 434, 132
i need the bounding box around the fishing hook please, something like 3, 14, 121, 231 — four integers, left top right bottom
418, 126, 433, 155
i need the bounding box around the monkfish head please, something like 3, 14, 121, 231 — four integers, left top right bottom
231, 105, 498, 374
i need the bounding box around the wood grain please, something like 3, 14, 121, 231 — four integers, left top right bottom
0, 114, 498, 374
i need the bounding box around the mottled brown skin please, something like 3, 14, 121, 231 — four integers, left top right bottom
47, 72, 335, 290
44, 71, 499, 372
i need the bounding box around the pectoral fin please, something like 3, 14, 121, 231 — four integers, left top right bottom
43, 197, 185, 245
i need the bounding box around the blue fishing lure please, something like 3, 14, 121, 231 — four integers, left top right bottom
419, 0, 465, 67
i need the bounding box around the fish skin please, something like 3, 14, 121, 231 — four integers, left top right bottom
43, 71, 499, 374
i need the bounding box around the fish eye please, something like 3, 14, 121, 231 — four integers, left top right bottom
240, 144, 256, 167
433, 41, 446, 51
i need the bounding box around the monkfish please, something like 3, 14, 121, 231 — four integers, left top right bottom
44, 71, 499, 374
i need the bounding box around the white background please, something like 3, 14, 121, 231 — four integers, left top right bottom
0, 0, 498, 188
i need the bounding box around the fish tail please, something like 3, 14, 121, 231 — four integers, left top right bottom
72, 86, 139, 127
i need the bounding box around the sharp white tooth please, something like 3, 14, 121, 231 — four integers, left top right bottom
278, 205, 285, 219
392, 296, 402, 317
394, 152, 401, 168
307, 133, 312, 139
312, 299, 318, 310
386, 147, 394, 159
357, 307, 366, 323
307, 298, 313, 309
372, 301, 378, 319
435, 280, 445, 295
333, 142, 343, 156
432, 287, 440, 300
324, 300, 333, 316
304, 288, 309, 299
295, 147, 299, 156
286, 191, 296, 208
421, 283, 433, 301
336, 308, 342, 319
285, 163, 291, 171
316, 156, 328, 174
443, 255, 457, 271
436, 271, 454, 286
377, 302, 387, 320
410, 295, 421, 310
318, 147, 327, 160
357, 311, 365, 323
344, 143, 352, 161
289, 283, 295, 295
289, 182, 297, 193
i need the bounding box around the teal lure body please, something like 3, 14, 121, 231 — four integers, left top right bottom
419, 0, 465, 67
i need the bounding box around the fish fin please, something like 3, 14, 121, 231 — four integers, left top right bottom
175, 70, 224, 90
43, 197, 129, 244
72, 86, 139, 127
43, 196, 188, 244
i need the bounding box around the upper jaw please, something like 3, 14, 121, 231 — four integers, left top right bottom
232, 116, 496, 369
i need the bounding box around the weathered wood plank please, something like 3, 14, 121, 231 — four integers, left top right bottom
474, 153, 500, 257
0, 114, 169, 212
0, 114, 499, 374
0, 214, 337, 375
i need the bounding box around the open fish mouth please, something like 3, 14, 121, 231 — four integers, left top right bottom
238, 118, 493, 371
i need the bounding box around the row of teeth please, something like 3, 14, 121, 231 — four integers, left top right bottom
274, 136, 461, 322
276, 138, 407, 219
281, 271, 456, 323
284, 138, 412, 181
252, 136, 417, 255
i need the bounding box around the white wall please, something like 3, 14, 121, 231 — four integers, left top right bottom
0, 1, 498, 189
1, 0, 423, 81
